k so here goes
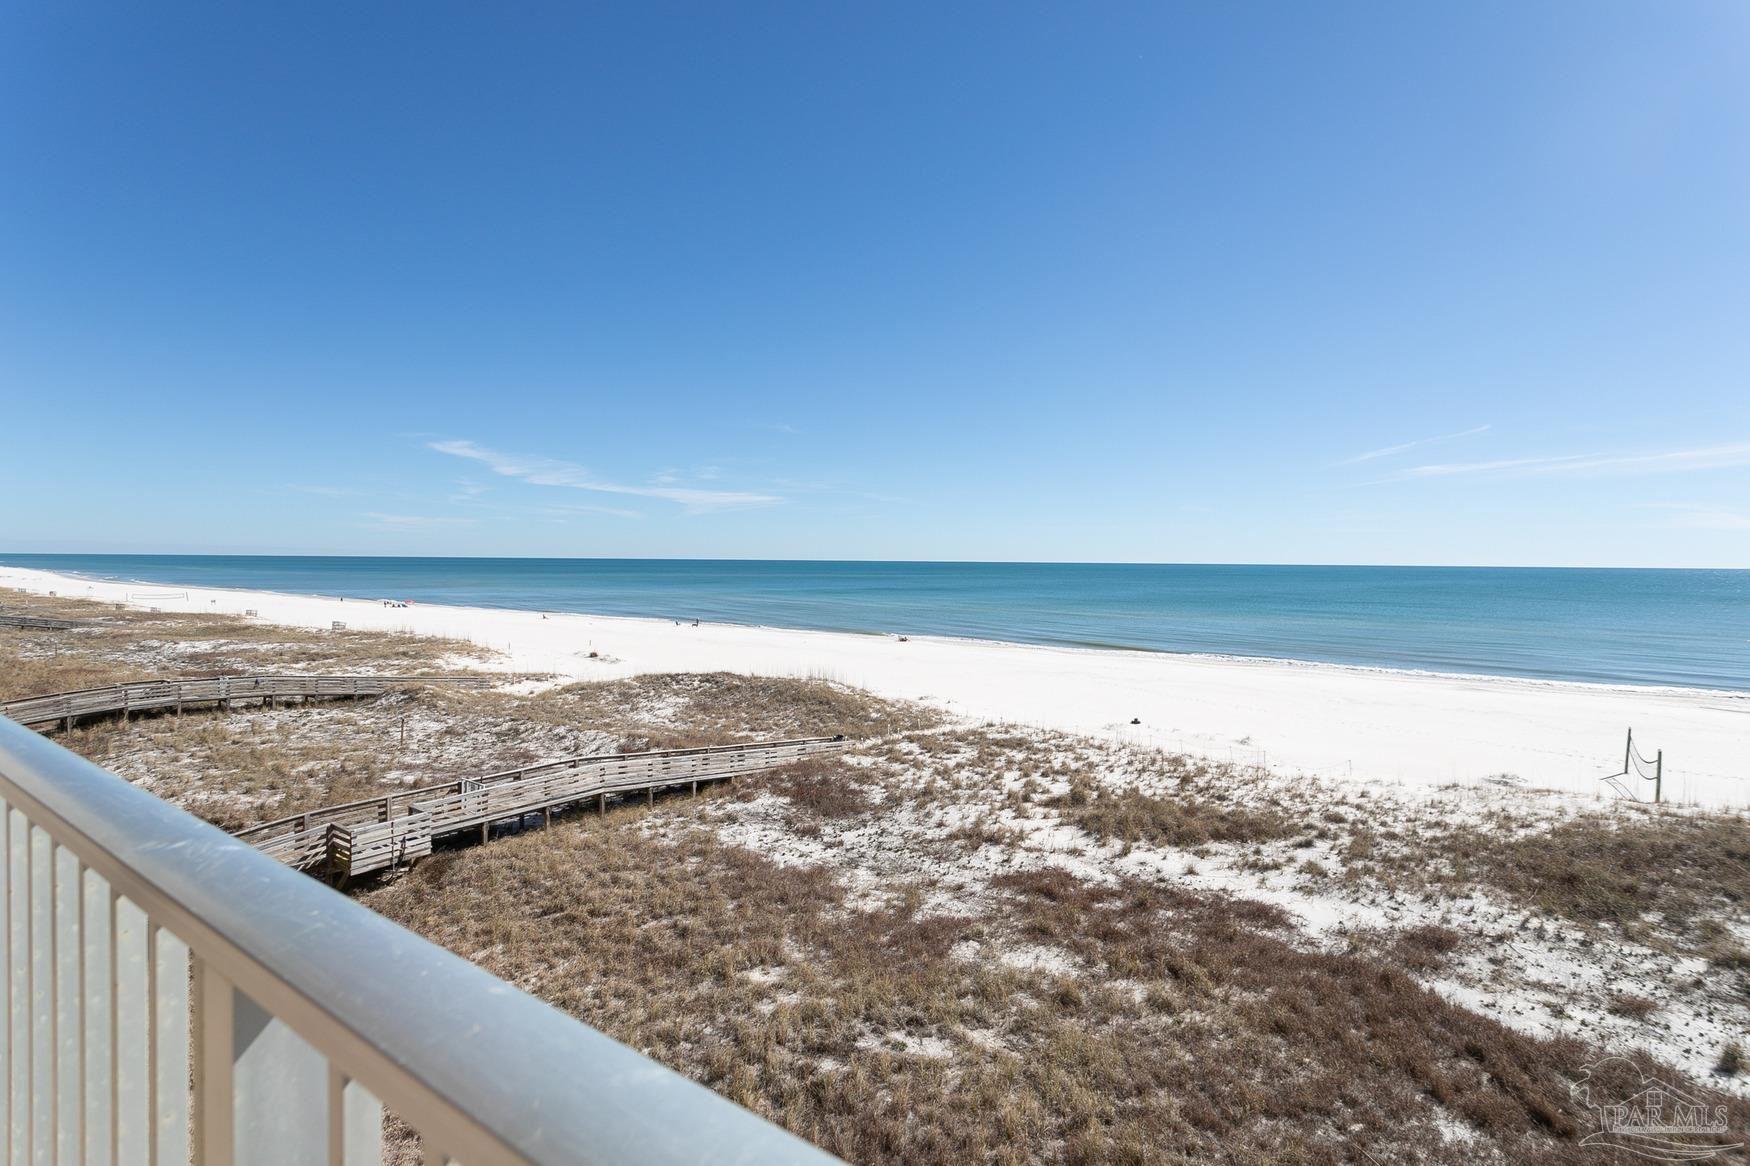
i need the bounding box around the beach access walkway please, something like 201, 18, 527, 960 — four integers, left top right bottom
0, 611, 88, 630
0, 672, 492, 732
234, 735, 848, 882
2, 671, 849, 883
0, 672, 850, 883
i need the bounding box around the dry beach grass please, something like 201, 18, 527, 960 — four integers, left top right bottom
363, 747, 1745, 1164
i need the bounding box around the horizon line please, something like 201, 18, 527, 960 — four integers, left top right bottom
0, 550, 1743, 572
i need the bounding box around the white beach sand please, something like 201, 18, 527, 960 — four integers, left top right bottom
5, 564, 1745, 807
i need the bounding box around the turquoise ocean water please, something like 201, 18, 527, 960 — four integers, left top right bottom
1, 555, 1745, 692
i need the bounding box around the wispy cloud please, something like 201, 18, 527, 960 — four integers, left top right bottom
288, 484, 362, 497
762, 476, 916, 505
528, 502, 646, 521
359, 512, 477, 529
1402, 441, 1750, 480
448, 480, 490, 501
428, 440, 781, 511
1641, 503, 1750, 531
1338, 424, 1490, 465
1402, 454, 1594, 478
653, 465, 727, 487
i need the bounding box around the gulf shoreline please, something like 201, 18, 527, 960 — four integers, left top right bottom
4, 562, 1745, 807
5, 555, 1741, 692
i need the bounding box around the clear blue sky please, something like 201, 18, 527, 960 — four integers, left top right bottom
3, 2, 1746, 565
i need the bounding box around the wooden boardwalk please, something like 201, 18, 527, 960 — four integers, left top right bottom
2, 672, 850, 883
0, 673, 492, 731
235, 735, 849, 881
0, 612, 87, 630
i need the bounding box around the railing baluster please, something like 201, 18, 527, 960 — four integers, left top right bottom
53, 847, 80, 1166
81, 871, 112, 1166
30, 826, 52, 1165
150, 929, 189, 1165
231, 991, 326, 1163
191, 958, 232, 1166
145, 929, 156, 1166
326, 1066, 381, 1166
0, 799, 6, 1164
112, 897, 147, 1166
2, 803, 16, 1166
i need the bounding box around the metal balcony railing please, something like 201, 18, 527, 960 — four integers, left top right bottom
0, 714, 839, 1165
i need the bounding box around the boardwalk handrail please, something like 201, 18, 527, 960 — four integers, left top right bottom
1, 673, 492, 728
236, 735, 850, 876
234, 736, 846, 844
0, 712, 838, 1163
0, 613, 86, 630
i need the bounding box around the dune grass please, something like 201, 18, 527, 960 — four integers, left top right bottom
429, 670, 939, 750
1344, 805, 1750, 955
363, 810, 1711, 1165
1051, 768, 1294, 849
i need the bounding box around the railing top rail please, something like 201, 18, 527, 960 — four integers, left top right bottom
0, 714, 836, 1165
